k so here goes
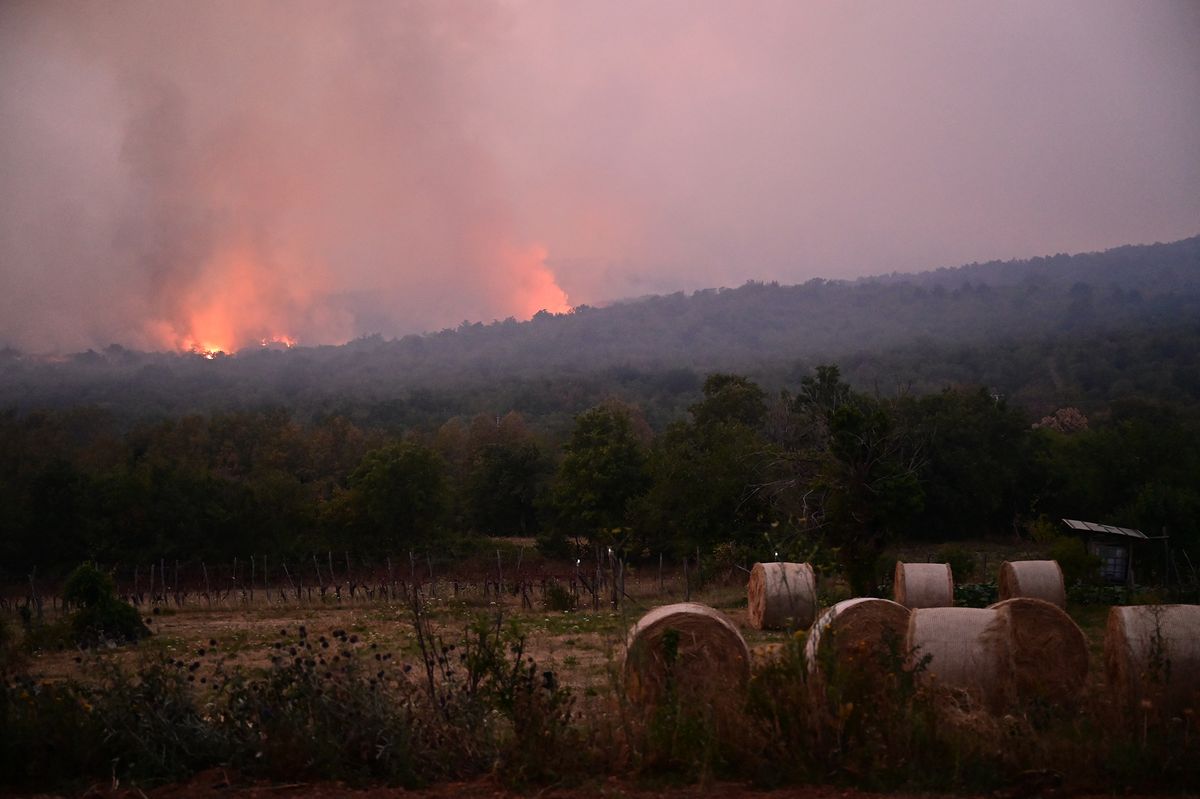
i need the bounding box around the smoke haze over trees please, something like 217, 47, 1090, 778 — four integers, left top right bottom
2, 1, 1198, 353
1, 236, 1197, 425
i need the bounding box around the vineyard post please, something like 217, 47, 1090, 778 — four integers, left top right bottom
202, 561, 211, 606
28, 568, 42, 620
249, 555, 255, 603
684, 555, 690, 601
658, 552, 663, 595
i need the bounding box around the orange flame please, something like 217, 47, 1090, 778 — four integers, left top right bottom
502, 243, 572, 319
147, 240, 571, 353
147, 247, 307, 355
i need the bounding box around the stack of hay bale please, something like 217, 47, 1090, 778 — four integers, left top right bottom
622, 558, 1200, 718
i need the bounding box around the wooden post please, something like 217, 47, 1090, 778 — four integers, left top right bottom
28, 568, 42, 619
658, 552, 664, 595
684, 555, 690, 602
202, 561, 211, 605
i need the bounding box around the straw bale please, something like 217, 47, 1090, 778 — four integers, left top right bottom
990, 597, 1088, 704
805, 597, 910, 681
623, 602, 750, 705
998, 560, 1066, 608
747, 561, 817, 630
1105, 604, 1200, 714
894, 562, 954, 608
906, 607, 1011, 711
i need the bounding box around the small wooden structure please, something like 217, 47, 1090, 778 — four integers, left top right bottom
1062, 519, 1147, 585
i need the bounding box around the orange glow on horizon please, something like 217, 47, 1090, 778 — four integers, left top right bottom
147, 247, 305, 356
504, 243, 572, 319
147, 241, 572, 354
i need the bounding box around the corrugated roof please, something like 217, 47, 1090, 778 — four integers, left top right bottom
1062, 519, 1148, 539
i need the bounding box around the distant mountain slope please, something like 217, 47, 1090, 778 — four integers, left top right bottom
1, 235, 1197, 423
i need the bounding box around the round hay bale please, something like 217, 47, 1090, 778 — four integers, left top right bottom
998, 560, 1066, 608
747, 562, 817, 630
1106, 604, 1200, 714
804, 597, 910, 682
906, 606, 1011, 711
894, 562, 954, 609
623, 602, 750, 705
990, 597, 1088, 704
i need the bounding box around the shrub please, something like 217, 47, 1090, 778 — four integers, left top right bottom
935, 545, 977, 582
1047, 537, 1101, 585
543, 579, 577, 612
0, 614, 22, 673
62, 563, 150, 646
955, 581, 999, 608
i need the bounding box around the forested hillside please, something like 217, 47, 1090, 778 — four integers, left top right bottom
1, 236, 1197, 427
3, 237, 1199, 581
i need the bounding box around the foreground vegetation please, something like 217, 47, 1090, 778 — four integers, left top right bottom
2, 571, 1197, 795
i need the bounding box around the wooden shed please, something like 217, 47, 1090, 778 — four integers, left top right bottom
1062, 518, 1147, 585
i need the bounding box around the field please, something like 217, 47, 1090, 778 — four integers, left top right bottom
3, 545, 1197, 797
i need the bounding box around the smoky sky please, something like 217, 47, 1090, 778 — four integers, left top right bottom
2, 0, 1198, 353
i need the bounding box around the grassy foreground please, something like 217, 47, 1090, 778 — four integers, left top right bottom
1, 576, 1196, 795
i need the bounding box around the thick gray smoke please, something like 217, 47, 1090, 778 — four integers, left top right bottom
2, 1, 1198, 353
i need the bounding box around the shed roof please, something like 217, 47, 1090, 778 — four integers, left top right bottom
1062, 518, 1148, 539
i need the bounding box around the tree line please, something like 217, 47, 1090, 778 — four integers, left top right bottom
3, 366, 1197, 591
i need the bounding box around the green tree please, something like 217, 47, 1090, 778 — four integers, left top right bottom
788, 366, 923, 594
546, 404, 650, 551
898, 388, 1031, 540
690, 373, 767, 429
465, 440, 548, 536
635, 419, 770, 554
327, 441, 449, 552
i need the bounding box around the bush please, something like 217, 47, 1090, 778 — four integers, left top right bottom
955, 581, 999, 607
543, 579, 577, 612
1047, 537, 1101, 585
935, 545, 977, 582
62, 563, 150, 646
0, 614, 23, 673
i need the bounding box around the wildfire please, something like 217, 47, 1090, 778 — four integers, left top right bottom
503, 244, 572, 319
147, 240, 570, 355
147, 247, 310, 356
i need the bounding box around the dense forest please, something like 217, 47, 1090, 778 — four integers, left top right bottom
2, 236, 1199, 583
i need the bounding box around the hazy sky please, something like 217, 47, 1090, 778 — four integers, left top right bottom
2, 1, 1198, 353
